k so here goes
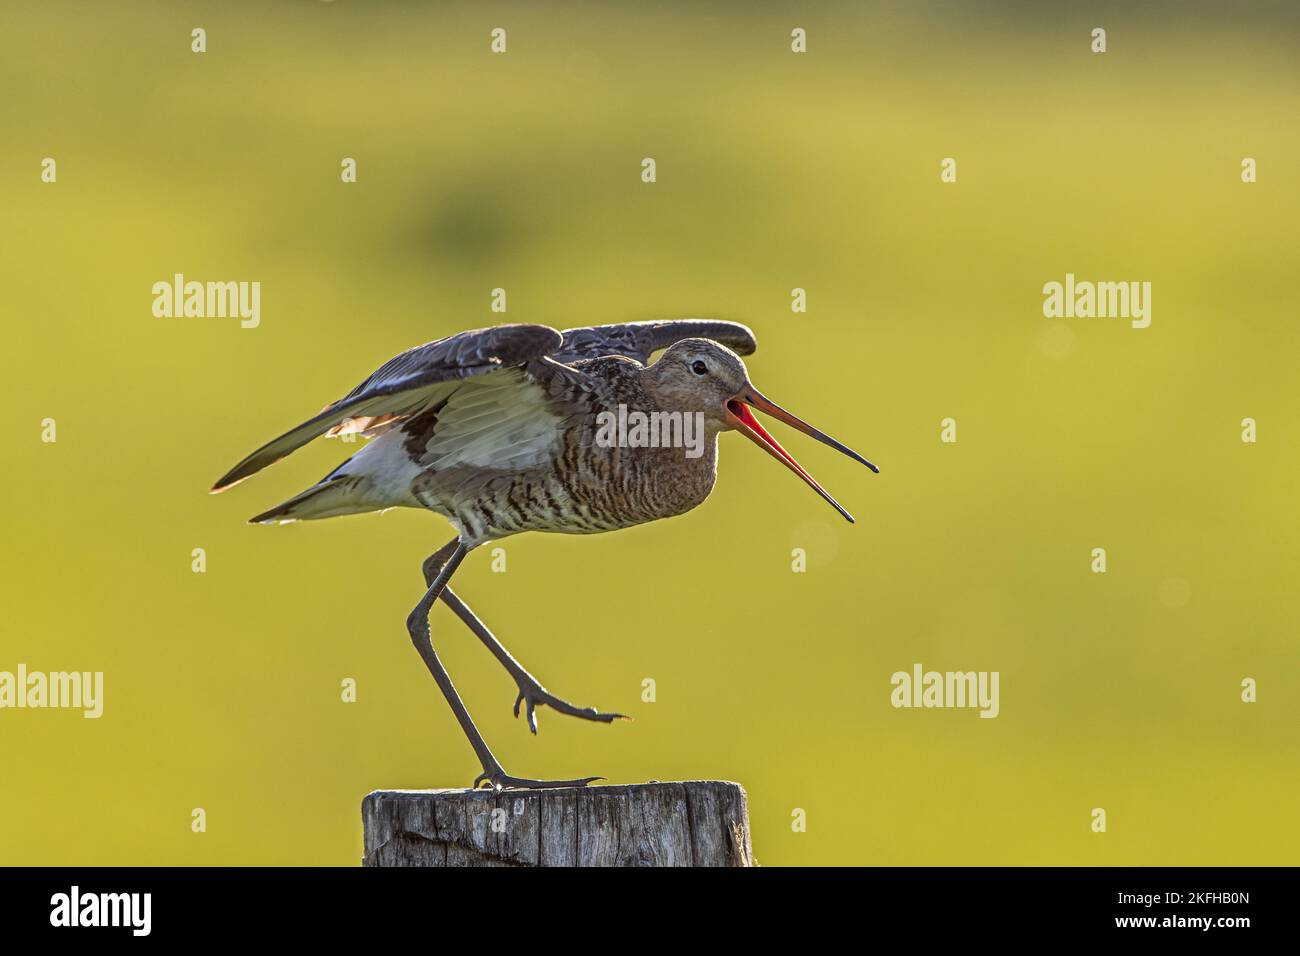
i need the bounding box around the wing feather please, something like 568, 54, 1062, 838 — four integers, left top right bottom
211, 324, 562, 492
553, 319, 756, 364
415, 368, 566, 473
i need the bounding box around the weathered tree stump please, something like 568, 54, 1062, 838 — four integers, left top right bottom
362, 781, 753, 867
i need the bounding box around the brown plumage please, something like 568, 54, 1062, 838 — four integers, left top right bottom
213, 320, 877, 789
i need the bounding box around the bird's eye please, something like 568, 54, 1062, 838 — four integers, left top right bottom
691, 360, 708, 376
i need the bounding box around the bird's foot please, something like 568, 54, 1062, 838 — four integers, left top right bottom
472, 766, 603, 791
512, 680, 630, 735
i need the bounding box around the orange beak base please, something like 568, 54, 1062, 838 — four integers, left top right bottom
724, 390, 876, 523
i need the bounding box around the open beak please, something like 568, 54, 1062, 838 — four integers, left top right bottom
724, 386, 878, 524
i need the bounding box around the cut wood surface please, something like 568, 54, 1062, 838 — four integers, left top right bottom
362, 780, 753, 867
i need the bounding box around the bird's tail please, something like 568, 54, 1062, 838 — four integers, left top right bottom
248, 475, 380, 524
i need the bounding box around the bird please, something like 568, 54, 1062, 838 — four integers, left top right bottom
212, 320, 878, 789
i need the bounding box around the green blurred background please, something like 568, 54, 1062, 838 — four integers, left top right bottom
3, 1, 1297, 865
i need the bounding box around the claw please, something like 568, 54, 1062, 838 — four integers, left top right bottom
512, 690, 541, 733
510, 682, 625, 735
471, 768, 604, 791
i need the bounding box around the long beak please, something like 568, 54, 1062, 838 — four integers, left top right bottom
724, 386, 878, 524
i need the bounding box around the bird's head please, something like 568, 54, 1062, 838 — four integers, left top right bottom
649, 338, 879, 522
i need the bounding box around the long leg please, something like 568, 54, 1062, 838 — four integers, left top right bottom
422, 548, 628, 734
406, 537, 600, 790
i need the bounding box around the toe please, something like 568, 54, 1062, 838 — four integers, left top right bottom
526, 698, 539, 735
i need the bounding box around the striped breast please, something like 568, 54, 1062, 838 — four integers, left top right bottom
404, 362, 722, 545
412, 414, 721, 545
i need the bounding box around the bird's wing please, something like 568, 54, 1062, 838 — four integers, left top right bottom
403, 364, 581, 474
211, 324, 563, 492
553, 319, 757, 364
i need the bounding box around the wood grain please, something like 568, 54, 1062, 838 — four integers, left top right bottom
362, 781, 753, 867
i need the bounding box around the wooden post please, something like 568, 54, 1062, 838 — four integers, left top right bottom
362, 780, 753, 867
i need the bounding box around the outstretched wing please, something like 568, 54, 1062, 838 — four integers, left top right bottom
553, 319, 757, 365
211, 324, 563, 492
